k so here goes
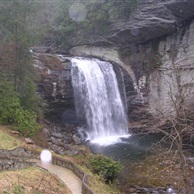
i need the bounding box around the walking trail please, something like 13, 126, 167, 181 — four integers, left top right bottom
36, 160, 82, 194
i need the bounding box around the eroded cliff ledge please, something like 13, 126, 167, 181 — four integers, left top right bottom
69, 0, 194, 120
33, 53, 76, 124
68, 0, 194, 47
108, 0, 194, 46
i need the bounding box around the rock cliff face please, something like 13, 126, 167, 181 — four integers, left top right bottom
69, 0, 194, 47
33, 52, 133, 126
69, 0, 194, 120
149, 19, 194, 116
69, 46, 147, 124
107, 0, 194, 46
118, 18, 194, 118
33, 53, 76, 124
34, 0, 194, 128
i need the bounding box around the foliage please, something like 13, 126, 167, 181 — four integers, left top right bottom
0, 81, 40, 136
3, 184, 25, 194
13, 107, 40, 137
19, 78, 43, 116
0, 1, 44, 124
13, 185, 25, 194
91, 155, 123, 183
0, 81, 19, 124
146, 44, 194, 193
106, 0, 138, 19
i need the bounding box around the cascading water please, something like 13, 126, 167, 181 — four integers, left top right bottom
71, 57, 130, 146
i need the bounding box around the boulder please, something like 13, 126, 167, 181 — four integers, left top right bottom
25, 138, 34, 144
32, 46, 51, 53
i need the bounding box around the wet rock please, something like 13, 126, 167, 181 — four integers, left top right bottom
25, 138, 34, 144
42, 128, 50, 139
50, 145, 65, 156
125, 186, 172, 194
51, 132, 63, 138
50, 137, 63, 145
72, 131, 88, 145
33, 53, 75, 123
11, 130, 20, 135
32, 46, 51, 53
128, 187, 138, 193
39, 120, 78, 155
61, 110, 77, 124
65, 148, 79, 157
56, 147, 66, 156
48, 142, 53, 148
63, 137, 70, 144
72, 134, 82, 145
61, 125, 77, 133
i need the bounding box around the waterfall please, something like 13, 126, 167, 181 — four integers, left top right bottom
71, 57, 129, 146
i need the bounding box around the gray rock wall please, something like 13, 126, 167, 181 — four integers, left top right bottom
65, 0, 194, 49
33, 10, 194, 124
149, 19, 194, 116
34, 49, 138, 124
33, 53, 76, 123
69, 18, 194, 121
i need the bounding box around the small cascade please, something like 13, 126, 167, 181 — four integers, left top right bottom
71, 57, 129, 146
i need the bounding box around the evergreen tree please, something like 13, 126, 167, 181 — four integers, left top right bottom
0, 0, 42, 115
0, 0, 43, 135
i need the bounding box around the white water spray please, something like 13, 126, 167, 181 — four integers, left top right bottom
71, 58, 130, 146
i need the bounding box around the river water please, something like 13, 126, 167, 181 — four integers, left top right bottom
86, 133, 164, 163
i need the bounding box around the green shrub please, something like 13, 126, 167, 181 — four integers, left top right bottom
13, 185, 25, 194
3, 185, 25, 194
91, 155, 123, 183
13, 108, 40, 137
0, 81, 40, 136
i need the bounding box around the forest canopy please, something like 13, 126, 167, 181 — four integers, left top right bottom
0, 1, 42, 136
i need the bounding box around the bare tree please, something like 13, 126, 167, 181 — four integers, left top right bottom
148, 44, 194, 193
